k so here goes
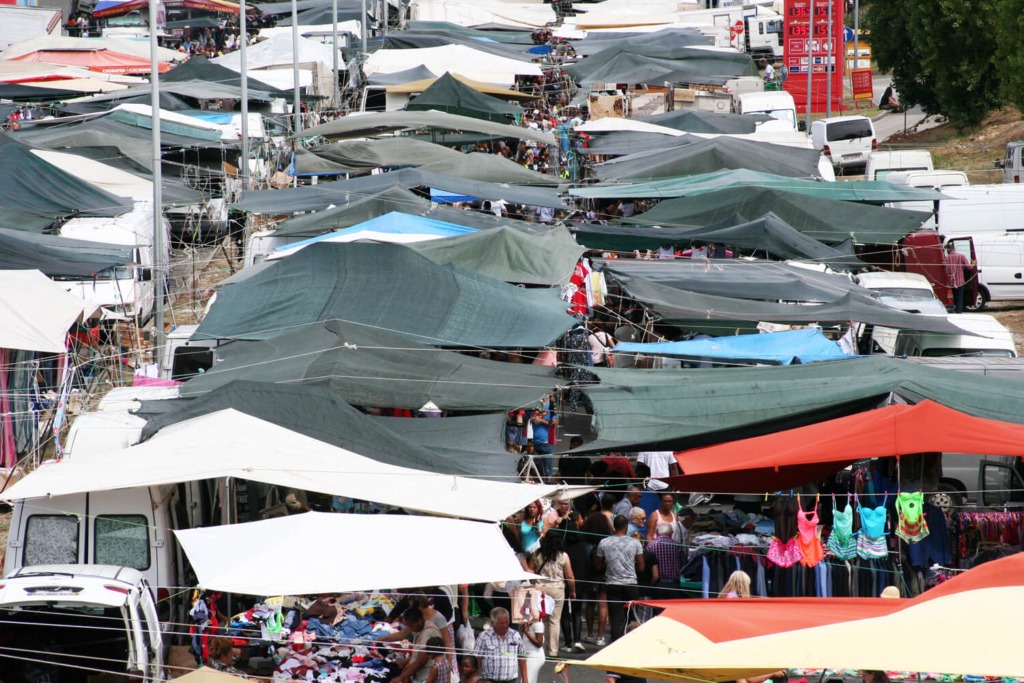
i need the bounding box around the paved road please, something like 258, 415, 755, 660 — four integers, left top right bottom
870, 74, 943, 142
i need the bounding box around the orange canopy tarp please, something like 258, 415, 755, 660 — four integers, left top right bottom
665, 400, 1024, 493
12, 49, 171, 74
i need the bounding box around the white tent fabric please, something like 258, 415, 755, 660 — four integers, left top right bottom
113, 103, 225, 135
213, 33, 344, 72
259, 21, 363, 41
637, 587, 1024, 678
175, 511, 538, 595
1, 409, 572, 521
364, 45, 542, 87
32, 150, 153, 201
408, 0, 556, 29
576, 117, 685, 136
244, 68, 314, 91
0, 271, 91, 353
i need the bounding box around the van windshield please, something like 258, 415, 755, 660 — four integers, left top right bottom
755, 108, 796, 126
921, 349, 1016, 358
827, 120, 872, 141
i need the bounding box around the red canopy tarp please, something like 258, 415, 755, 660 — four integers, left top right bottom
92, 0, 240, 18
665, 400, 1024, 493
641, 551, 1024, 642
12, 49, 171, 75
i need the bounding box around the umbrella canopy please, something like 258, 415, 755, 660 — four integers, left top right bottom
0, 409, 573, 522
175, 512, 537, 595
668, 399, 1024, 492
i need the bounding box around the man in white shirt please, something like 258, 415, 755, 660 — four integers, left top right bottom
637, 451, 680, 491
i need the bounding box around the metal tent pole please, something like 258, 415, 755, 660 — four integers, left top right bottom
148, 0, 165, 371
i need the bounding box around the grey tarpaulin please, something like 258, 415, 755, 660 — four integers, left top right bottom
193, 242, 577, 347
273, 186, 433, 237
626, 187, 932, 245
0, 228, 133, 277
297, 109, 556, 146
235, 168, 568, 212
312, 138, 463, 171
183, 320, 559, 410
593, 136, 826, 181
411, 225, 585, 285
636, 109, 770, 134
406, 73, 520, 122
565, 44, 757, 85
570, 214, 865, 269
136, 381, 516, 480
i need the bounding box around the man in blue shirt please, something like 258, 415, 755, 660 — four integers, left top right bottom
529, 399, 558, 483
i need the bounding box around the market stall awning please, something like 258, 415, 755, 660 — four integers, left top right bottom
274, 212, 477, 251
175, 512, 537, 596
297, 109, 556, 146
193, 242, 577, 348
12, 49, 171, 75
363, 45, 542, 86
385, 72, 538, 101
0, 270, 93, 353
580, 356, 1024, 453
615, 328, 852, 366
1, 409, 573, 521
182, 320, 559, 411
666, 399, 1024, 492
626, 187, 931, 245
406, 72, 520, 123
616, 554, 1024, 679
93, 0, 240, 18
0, 228, 133, 278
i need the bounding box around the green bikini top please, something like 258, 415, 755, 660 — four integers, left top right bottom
896, 491, 925, 525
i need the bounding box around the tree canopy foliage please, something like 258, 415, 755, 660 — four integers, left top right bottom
866, 0, 1017, 129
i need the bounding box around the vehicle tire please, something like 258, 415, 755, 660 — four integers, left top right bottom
965, 287, 988, 312
928, 483, 963, 512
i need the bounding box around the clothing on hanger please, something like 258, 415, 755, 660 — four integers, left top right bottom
796, 495, 825, 567
895, 491, 930, 544
856, 493, 889, 560
827, 495, 858, 561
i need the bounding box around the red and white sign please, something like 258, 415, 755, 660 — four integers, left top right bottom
782, 0, 844, 114
851, 68, 873, 100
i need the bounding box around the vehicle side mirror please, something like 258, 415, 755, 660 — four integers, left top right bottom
797, 120, 807, 132
995, 160, 1005, 169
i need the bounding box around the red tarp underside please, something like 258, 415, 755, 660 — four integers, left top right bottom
93, 0, 239, 18
12, 49, 170, 74
666, 400, 1024, 493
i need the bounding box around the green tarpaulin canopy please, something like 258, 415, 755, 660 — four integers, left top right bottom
581, 356, 1024, 451
636, 109, 769, 134
298, 109, 555, 146
593, 137, 826, 181
312, 137, 462, 171
573, 169, 947, 202
411, 225, 585, 285
626, 187, 932, 245
193, 242, 577, 348
570, 214, 864, 269
417, 152, 561, 186
136, 381, 516, 480
183, 320, 560, 411
565, 44, 757, 86
406, 72, 521, 122
613, 276, 972, 333
0, 228, 132, 277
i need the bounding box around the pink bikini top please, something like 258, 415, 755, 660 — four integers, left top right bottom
796, 499, 819, 542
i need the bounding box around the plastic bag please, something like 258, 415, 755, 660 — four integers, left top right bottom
457, 623, 475, 653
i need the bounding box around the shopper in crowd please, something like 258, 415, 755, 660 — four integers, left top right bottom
207, 636, 244, 674
627, 507, 647, 539
581, 510, 612, 645
612, 485, 642, 519
719, 571, 751, 599
474, 607, 528, 683
521, 615, 545, 683
648, 522, 686, 596
595, 515, 644, 642
646, 494, 679, 541
519, 500, 543, 554
532, 531, 576, 656
460, 656, 481, 683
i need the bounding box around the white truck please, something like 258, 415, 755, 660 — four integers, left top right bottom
56, 202, 170, 325
0, 6, 62, 51
996, 140, 1023, 184
675, 5, 784, 60
865, 150, 934, 181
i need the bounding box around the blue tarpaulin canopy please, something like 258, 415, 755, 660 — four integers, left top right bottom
614, 328, 853, 365
275, 212, 477, 251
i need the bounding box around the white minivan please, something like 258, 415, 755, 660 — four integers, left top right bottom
810, 115, 877, 172
0, 564, 163, 681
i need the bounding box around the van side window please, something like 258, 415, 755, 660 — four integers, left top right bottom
826, 120, 872, 141
25, 515, 80, 566
94, 515, 151, 570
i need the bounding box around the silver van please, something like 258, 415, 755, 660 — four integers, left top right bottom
0, 564, 163, 682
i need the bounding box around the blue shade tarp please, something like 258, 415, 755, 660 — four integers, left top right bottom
182, 320, 559, 411
194, 242, 577, 348
277, 212, 478, 248
615, 328, 852, 366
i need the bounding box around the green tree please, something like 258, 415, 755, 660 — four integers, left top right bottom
865, 0, 1003, 129
995, 0, 1024, 113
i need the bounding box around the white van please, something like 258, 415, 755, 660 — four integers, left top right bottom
734, 91, 801, 132
865, 150, 933, 181
996, 140, 1023, 184
810, 115, 877, 172
0, 564, 163, 682
891, 313, 1017, 358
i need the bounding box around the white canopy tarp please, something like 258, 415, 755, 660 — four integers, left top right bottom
1, 409, 571, 521
175, 511, 538, 595
258, 21, 363, 41
213, 33, 344, 72
32, 149, 153, 201
0, 270, 91, 353
408, 0, 556, 29
364, 45, 542, 87
576, 117, 686, 136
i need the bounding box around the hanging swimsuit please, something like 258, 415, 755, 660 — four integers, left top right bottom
856, 493, 889, 560
895, 491, 930, 543
826, 498, 858, 561
767, 495, 802, 568
796, 496, 825, 567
